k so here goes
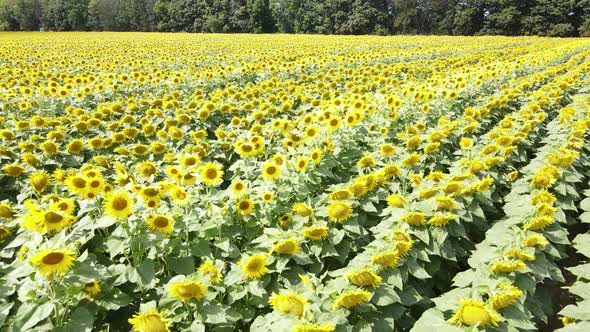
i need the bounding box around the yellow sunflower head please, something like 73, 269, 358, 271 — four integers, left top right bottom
271, 238, 299, 256
168, 280, 208, 301
84, 279, 101, 298
448, 298, 500, 327
30, 248, 77, 278
104, 191, 134, 219
346, 268, 382, 287
145, 214, 175, 236
200, 162, 224, 187
30, 171, 50, 193
327, 201, 353, 223
303, 226, 330, 240
241, 254, 268, 279
332, 289, 371, 310
198, 260, 223, 284
269, 292, 308, 317
128, 309, 171, 332
262, 162, 281, 181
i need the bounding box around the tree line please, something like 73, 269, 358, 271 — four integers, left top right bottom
1, 0, 589, 37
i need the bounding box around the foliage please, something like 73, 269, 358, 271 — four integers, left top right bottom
0, 33, 590, 331
0, 0, 589, 35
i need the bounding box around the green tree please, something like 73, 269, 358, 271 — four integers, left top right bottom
451, 0, 484, 35
521, 0, 577, 36
480, 0, 525, 35
41, 0, 89, 30
247, 0, 274, 32
0, 0, 41, 30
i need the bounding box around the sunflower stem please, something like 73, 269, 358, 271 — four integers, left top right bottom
49, 279, 62, 326
184, 301, 193, 323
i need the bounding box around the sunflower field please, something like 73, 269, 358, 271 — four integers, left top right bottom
1, 33, 590, 332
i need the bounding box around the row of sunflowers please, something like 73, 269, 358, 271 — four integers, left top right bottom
1, 33, 590, 331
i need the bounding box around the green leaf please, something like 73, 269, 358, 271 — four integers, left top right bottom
574, 234, 590, 257
579, 212, 590, 224
372, 285, 401, 306
138, 258, 156, 286
362, 201, 378, 213
560, 300, 590, 320
580, 198, 590, 211
191, 238, 212, 257
568, 263, 590, 280
0, 302, 13, 327
170, 256, 195, 275
412, 309, 463, 332
99, 288, 132, 310
53, 307, 95, 332
17, 302, 53, 331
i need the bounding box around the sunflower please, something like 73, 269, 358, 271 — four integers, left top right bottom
292, 202, 313, 217
85, 177, 105, 197
332, 289, 371, 310
84, 279, 101, 298
198, 261, 223, 284
489, 283, 522, 310
428, 213, 457, 227
254, 191, 271, 204
236, 198, 255, 216
562, 316, 575, 326
66, 174, 88, 195
346, 268, 382, 287
295, 157, 309, 172
30, 171, 50, 192
30, 248, 77, 278
386, 194, 407, 208
402, 152, 420, 168
170, 186, 190, 206
242, 254, 268, 279
435, 196, 457, 211
327, 201, 353, 222
67, 139, 85, 154
278, 214, 293, 228
303, 226, 330, 240
200, 163, 224, 187
0, 226, 11, 241
371, 250, 400, 268
327, 116, 342, 131
292, 324, 335, 332
418, 187, 438, 199
271, 238, 299, 256
522, 234, 549, 248
522, 215, 553, 231
269, 292, 308, 317
262, 162, 281, 181
448, 298, 500, 327
39, 209, 76, 233
231, 179, 248, 196
145, 214, 175, 235
401, 211, 426, 226
136, 161, 157, 178
3, 163, 25, 177
104, 191, 133, 219
310, 149, 323, 164
168, 280, 208, 301
0, 203, 14, 219
392, 230, 414, 256
357, 155, 376, 168
460, 137, 473, 150
530, 190, 556, 205
128, 309, 171, 332
380, 143, 397, 157
490, 260, 526, 273
443, 181, 463, 194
